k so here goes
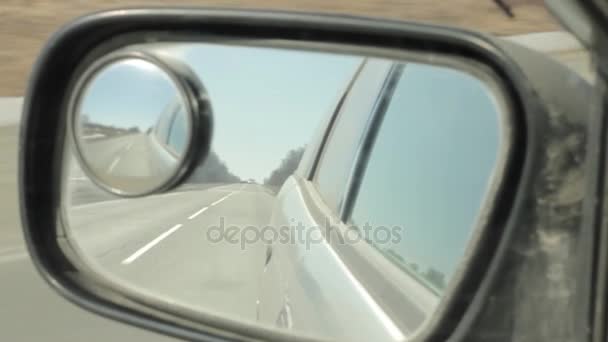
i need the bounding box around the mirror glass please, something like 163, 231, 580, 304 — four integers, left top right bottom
62, 42, 509, 341
72, 57, 192, 196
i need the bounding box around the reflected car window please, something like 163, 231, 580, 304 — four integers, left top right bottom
313, 59, 392, 214
155, 101, 176, 143
349, 63, 502, 294
168, 104, 188, 154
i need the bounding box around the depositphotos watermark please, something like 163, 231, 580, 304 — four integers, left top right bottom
204, 217, 404, 250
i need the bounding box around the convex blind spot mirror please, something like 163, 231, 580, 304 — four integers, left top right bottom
69, 50, 212, 196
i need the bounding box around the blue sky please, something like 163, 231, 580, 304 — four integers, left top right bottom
81, 44, 361, 182
170, 43, 362, 182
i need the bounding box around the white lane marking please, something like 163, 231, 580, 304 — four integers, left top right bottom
210, 190, 239, 206
213, 185, 246, 205
107, 157, 121, 172
121, 224, 183, 265
188, 206, 209, 220
186, 185, 243, 219
210, 195, 230, 206
186, 185, 242, 219
106, 141, 133, 173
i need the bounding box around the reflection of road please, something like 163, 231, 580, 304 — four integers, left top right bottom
0, 125, 174, 341
68, 183, 275, 323
82, 133, 175, 179
83, 133, 139, 173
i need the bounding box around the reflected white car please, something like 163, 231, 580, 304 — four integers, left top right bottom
258, 40, 591, 340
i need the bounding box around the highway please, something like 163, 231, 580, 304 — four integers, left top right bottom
0, 123, 178, 341
0, 115, 276, 340
66, 124, 276, 326
67, 182, 274, 322
82, 132, 177, 179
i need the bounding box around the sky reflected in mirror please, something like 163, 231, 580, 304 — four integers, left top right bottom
63, 42, 507, 341
80, 59, 179, 133
169, 43, 362, 183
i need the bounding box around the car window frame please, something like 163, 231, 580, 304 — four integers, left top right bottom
301, 53, 515, 338
310, 58, 393, 214
340, 62, 403, 221
296, 60, 365, 180
166, 102, 187, 155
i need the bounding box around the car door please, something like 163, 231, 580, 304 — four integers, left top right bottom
259, 57, 506, 341
257, 58, 396, 341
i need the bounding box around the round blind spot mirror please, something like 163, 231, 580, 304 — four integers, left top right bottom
70, 52, 210, 196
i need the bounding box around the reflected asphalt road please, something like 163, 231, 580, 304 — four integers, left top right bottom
68, 183, 275, 322
0, 125, 177, 341
0, 120, 274, 340
82, 134, 142, 174
82, 133, 177, 190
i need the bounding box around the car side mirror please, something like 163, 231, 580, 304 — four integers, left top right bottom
19, 8, 589, 342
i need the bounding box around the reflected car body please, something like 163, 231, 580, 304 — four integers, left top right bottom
258, 58, 438, 341
150, 98, 189, 157
258, 40, 592, 341
142, 98, 190, 178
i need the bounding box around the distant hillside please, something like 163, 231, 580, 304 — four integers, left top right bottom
264, 146, 305, 189
1, 0, 557, 96
188, 150, 241, 184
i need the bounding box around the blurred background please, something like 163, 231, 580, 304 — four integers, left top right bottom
0, 1, 569, 341
2, 0, 555, 96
